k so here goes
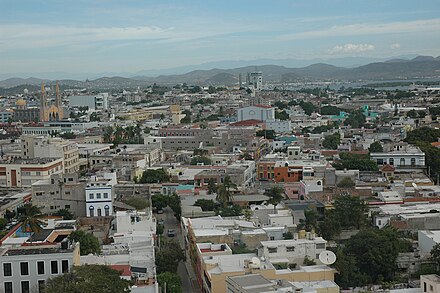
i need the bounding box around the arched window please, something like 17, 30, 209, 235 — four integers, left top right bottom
400, 158, 405, 166
104, 205, 110, 216
89, 206, 94, 217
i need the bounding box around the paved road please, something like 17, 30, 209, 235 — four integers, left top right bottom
157, 207, 201, 293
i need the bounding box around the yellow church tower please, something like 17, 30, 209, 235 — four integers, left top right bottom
40, 81, 64, 122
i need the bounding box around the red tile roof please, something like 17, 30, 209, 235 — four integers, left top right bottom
381, 164, 395, 172
230, 119, 263, 126
110, 265, 131, 277
254, 104, 273, 109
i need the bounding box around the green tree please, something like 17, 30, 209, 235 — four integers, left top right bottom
157, 272, 182, 293
180, 109, 192, 124
299, 101, 317, 115
53, 209, 74, 220
0, 218, 7, 230
303, 255, 316, 266
152, 194, 169, 211
407, 109, 418, 118
275, 110, 289, 120
322, 133, 340, 150
334, 195, 367, 229
299, 208, 318, 232
216, 184, 232, 208
68, 230, 101, 255
168, 193, 181, 220
156, 224, 164, 235
320, 105, 342, 115
243, 209, 252, 221
369, 141, 383, 153
337, 177, 355, 188
45, 265, 131, 293
90, 112, 101, 122
18, 204, 44, 234
430, 243, 440, 271
194, 199, 218, 211
216, 204, 242, 217
318, 210, 341, 240
207, 178, 217, 194
190, 156, 211, 165
264, 186, 285, 213
4, 209, 16, 221
156, 238, 185, 273
123, 197, 148, 210
345, 109, 366, 128
139, 169, 170, 183
256, 129, 275, 139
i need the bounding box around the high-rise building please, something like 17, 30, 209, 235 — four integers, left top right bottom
250, 72, 263, 91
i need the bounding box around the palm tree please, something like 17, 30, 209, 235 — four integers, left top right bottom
264, 186, 285, 214
19, 204, 44, 234
216, 185, 231, 208
223, 175, 237, 193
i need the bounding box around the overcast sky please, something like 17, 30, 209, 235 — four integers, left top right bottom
1, 0, 440, 75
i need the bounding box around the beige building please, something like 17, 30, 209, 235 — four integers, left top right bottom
21, 136, 81, 174
118, 104, 182, 123
421, 274, 440, 293
196, 244, 336, 293
0, 158, 63, 187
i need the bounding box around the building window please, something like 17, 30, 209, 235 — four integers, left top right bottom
62, 260, 69, 273
286, 246, 295, 252
65, 205, 70, 209
96, 193, 101, 199
97, 208, 102, 217
316, 243, 325, 249
38, 280, 45, 293
268, 247, 277, 253
377, 159, 384, 165
89, 206, 95, 217
104, 205, 110, 216
4, 282, 12, 293
51, 260, 58, 274
89, 193, 94, 199
103, 193, 109, 198
37, 261, 45, 275
21, 281, 30, 293
3, 263, 12, 276
411, 158, 416, 166
20, 262, 29, 276
389, 158, 394, 165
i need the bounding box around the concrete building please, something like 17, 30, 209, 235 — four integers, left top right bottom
114, 210, 156, 243
21, 136, 81, 174
418, 231, 440, 254
265, 119, 292, 133
68, 93, 109, 111
32, 173, 86, 217
0, 158, 63, 187
370, 145, 425, 168
0, 242, 80, 293
85, 172, 116, 217
421, 274, 440, 293
237, 105, 275, 122
249, 72, 263, 91
258, 236, 327, 265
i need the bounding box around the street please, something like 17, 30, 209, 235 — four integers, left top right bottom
156, 207, 202, 293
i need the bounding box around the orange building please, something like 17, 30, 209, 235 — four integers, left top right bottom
274, 163, 303, 183
256, 161, 275, 180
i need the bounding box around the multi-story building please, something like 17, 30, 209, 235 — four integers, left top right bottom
85, 172, 116, 217
21, 136, 81, 174
237, 105, 274, 122
0, 158, 63, 187
32, 173, 86, 217
0, 242, 80, 293
258, 235, 327, 265
68, 93, 109, 111
370, 144, 425, 168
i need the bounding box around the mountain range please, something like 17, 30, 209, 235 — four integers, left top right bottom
1, 56, 440, 89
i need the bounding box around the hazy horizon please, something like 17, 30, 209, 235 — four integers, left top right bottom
2, 0, 440, 76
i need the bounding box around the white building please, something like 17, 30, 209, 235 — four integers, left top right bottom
0, 242, 80, 293
265, 119, 292, 133
114, 210, 156, 243
298, 179, 324, 198
85, 172, 116, 217
68, 94, 109, 111
258, 235, 327, 265
418, 231, 440, 254
237, 105, 275, 122
370, 145, 425, 167
249, 72, 263, 91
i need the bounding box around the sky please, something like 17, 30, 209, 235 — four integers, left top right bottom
1, 0, 440, 76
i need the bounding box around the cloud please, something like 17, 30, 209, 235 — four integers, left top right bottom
390, 43, 401, 49
328, 43, 375, 54
277, 18, 440, 41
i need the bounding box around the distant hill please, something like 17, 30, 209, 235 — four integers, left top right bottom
1, 56, 440, 89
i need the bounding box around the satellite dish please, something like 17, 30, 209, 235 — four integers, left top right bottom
250, 257, 261, 268
319, 250, 336, 265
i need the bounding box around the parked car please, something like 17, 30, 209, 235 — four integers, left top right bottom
157, 209, 164, 214
158, 219, 164, 226
167, 229, 176, 237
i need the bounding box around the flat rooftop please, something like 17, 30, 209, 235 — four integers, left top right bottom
2, 246, 74, 256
